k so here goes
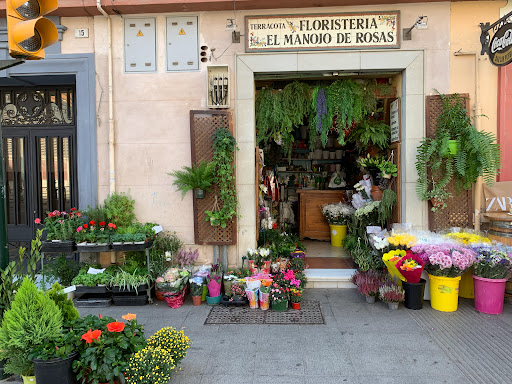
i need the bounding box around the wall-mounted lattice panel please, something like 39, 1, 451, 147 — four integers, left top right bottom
190, 110, 236, 245
426, 95, 473, 232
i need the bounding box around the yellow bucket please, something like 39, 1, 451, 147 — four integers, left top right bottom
428, 274, 461, 312
330, 225, 347, 247
458, 269, 474, 299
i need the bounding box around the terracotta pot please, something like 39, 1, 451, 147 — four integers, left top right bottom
292, 302, 301, 310
155, 289, 165, 301
430, 198, 443, 208
370, 186, 383, 201
192, 295, 202, 306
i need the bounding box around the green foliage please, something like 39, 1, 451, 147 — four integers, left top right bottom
103, 192, 136, 227
169, 161, 215, 199
205, 128, 239, 228
378, 189, 397, 223
72, 314, 145, 384
71, 265, 118, 287
416, 93, 501, 211
109, 269, 150, 295
0, 278, 63, 376
348, 118, 391, 153
82, 205, 108, 225
46, 283, 80, 323
258, 229, 305, 261
43, 255, 80, 287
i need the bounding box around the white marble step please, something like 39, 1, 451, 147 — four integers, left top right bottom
305, 268, 357, 288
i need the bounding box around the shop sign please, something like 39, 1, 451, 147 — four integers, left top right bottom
489, 22, 512, 67
245, 11, 400, 52
390, 99, 401, 143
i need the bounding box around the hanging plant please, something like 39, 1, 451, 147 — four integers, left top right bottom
256, 87, 277, 145
309, 86, 330, 149
205, 128, 239, 228
347, 118, 391, 154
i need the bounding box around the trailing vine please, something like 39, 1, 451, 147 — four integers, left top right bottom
310, 86, 330, 149
205, 128, 239, 228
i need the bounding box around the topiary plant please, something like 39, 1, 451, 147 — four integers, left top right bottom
0, 278, 63, 377
46, 283, 80, 323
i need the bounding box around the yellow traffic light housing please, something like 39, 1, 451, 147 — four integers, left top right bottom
6, 0, 59, 60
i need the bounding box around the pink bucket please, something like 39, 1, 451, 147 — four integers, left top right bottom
473, 275, 508, 315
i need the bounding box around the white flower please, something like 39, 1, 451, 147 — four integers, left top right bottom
259, 248, 270, 257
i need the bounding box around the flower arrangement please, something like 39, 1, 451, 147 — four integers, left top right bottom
207, 259, 222, 297
395, 252, 425, 283
125, 346, 175, 384
322, 202, 355, 225
73, 313, 145, 384
155, 268, 190, 293
445, 232, 491, 245
387, 233, 417, 250
145, 327, 191, 368
411, 244, 476, 277
231, 282, 246, 298
36, 208, 83, 241
472, 246, 512, 279
378, 281, 405, 303
269, 283, 288, 303
382, 249, 406, 283
289, 288, 303, 303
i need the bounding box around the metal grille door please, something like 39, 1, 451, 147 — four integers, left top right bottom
1, 86, 77, 243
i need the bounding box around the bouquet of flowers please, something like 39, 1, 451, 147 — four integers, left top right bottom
382, 249, 406, 283
387, 233, 417, 251
472, 246, 512, 279
395, 251, 425, 283
207, 259, 222, 297
412, 243, 476, 277
444, 232, 491, 246
322, 202, 355, 225
155, 268, 190, 293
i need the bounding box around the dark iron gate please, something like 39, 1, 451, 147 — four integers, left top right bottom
1, 86, 78, 249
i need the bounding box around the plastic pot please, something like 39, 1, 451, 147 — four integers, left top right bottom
206, 294, 222, 305
22, 376, 35, 384
403, 279, 426, 310
194, 189, 205, 199
329, 225, 347, 247
365, 295, 376, 304
473, 275, 508, 315
272, 300, 288, 312
34, 352, 78, 384
291, 302, 301, 310
387, 302, 399, 311
429, 274, 461, 312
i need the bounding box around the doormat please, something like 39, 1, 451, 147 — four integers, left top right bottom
204, 300, 325, 325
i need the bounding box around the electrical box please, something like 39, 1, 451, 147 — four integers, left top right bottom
207, 65, 229, 108
124, 18, 156, 72
166, 16, 199, 71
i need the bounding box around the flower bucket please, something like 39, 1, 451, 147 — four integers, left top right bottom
329, 224, 347, 247
428, 274, 461, 312
403, 279, 426, 310
473, 275, 508, 315
201, 285, 208, 301
259, 291, 270, 310
245, 289, 259, 309
459, 269, 474, 299
272, 300, 288, 312
206, 294, 222, 305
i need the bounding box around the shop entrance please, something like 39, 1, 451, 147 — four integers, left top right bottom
254, 72, 401, 268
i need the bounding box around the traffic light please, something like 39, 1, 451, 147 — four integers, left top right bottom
6, 0, 59, 60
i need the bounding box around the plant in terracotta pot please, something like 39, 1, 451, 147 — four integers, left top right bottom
0, 279, 63, 383
72, 313, 145, 384
190, 278, 203, 306
416, 93, 501, 211
168, 161, 215, 200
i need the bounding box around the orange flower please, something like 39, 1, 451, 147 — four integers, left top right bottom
122, 313, 136, 321
98, 313, 103, 318
106, 321, 125, 333
81, 329, 102, 343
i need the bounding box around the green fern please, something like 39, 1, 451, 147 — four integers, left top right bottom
169, 161, 215, 199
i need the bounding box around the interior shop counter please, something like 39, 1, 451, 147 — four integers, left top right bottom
297, 190, 346, 241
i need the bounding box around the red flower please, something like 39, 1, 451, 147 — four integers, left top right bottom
89, 220, 96, 226
34, 218, 41, 224
71, 208, 77, 211
81, 329, 102, 344
99, 221, 106, 226
98, 313, 103, 318
83, 224, 88, 229
108, 223, 117, 229
106, 321, 125, 333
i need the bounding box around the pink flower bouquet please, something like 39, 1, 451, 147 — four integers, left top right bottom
411, 243, 475, 278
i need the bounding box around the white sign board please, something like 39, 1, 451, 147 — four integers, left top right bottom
245, 11, 400, 52
390, 98, 400, 143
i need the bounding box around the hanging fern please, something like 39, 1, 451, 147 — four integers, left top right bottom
347, 118, 391, 153
255, 87, 276, 144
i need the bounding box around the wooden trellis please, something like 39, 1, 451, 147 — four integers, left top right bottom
190, 110, 237, 245
425, 94, 473, 231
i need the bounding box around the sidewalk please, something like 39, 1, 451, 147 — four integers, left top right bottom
3, 288, 511, 384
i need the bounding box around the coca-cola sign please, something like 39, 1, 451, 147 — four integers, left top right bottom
489, 22, 512, 66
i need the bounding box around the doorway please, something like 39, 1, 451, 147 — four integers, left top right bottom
1, 84, 78, 247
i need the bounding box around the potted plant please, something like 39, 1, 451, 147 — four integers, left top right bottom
0, 279, 63, 384
289, 288, 303, 310
145, 327, 191, 369
155, 268, 190, 308
72, 313, 145, 384
347, 118, 391, 154
378, 280, 405, 310
124, 347, 175, 384
206, 259, 222, 305
322, 202, 355, 247
352, 270, 381, 303
270, 283, 288, 312
415, 93, 501, 211
169, 160, 215, 199
412, 243, 476, 312
472, 247, 512, 315
190, 278, 203, 306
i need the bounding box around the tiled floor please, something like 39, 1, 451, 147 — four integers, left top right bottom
303, 239, 353, 269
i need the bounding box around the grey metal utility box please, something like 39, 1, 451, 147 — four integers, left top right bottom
166, 16, 199, 71
124, 18, 156, 73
